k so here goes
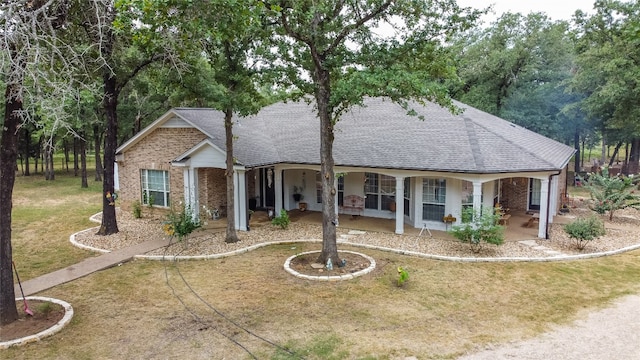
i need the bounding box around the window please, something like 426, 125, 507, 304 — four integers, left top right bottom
337, 175, 344, 206
316, 172, 322, 203
364, 172, 379, 209
364, 172, 396, 210
529, 178, 541, 211
422, 178, 446, 221
141, 169, 170, 207
316, 172, 344, 205
461, 180, 473, 215
403, 177, 411, 215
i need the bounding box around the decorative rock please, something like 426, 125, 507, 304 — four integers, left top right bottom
310, 263, 324, 269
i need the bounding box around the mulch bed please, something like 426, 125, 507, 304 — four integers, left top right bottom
0, 300, 65, 342
288, 251, 371, 276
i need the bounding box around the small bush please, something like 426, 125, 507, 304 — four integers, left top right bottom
132, 200, 142, 219
163, 203, 201, 242
564, 215, 606, 250
449, 207, 504, 253
397, 267, 409, 287
37, 301, 54, 315
271, 209, 290, 229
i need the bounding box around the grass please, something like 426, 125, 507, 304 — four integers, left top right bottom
11, 170, 103, 280
5, 171, 640, 359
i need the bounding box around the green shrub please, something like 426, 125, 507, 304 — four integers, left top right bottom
564, 215, 606, 250
132, 200, 142, 219
163, 203, 201, 242
397, 267, 409, 287
581, 167, 640, 220
271, 209, 290, 229
37, 301, 54, 315
449, 207, 504, 253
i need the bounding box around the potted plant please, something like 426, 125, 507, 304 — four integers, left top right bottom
292, 185, 303, 202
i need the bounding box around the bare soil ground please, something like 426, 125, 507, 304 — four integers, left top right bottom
288, 251, 371, 276
0, 300, 65, 342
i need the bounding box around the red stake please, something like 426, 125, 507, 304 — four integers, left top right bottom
12, 261, 34, 316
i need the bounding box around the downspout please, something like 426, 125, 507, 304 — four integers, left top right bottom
545, 169, 563, 239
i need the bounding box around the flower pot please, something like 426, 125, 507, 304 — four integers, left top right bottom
298, 202, 307, 211
293, 194, 302, 202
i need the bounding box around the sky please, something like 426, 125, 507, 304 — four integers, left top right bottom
456, 0, 595, 22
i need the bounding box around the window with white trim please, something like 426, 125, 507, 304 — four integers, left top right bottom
316, 171, 344, 205
422, 178, 446, 221
364, 172, 396, 210
402, 177, 411, 215
141, 169, 170, 207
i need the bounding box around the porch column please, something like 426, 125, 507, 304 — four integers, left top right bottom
538, 178, 549, 239
395, 176, 405, 234
548, 175, 559, 222
274, 167, 283, 214
183, 168, 198, 219
234, 167, 247, 231
472, 180, 483, 216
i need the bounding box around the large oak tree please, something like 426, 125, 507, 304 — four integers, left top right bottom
264, 0, 481, 264
1, 0, 71, 325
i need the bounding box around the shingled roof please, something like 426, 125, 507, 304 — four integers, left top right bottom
145, 97, 575, 174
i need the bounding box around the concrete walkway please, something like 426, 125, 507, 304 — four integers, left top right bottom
14, 238, 169, 297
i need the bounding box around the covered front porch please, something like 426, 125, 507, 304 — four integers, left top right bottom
255, 209, 572, 241
251, 166, 564, 239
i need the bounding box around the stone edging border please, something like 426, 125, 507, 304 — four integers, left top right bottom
0, 296, 74, 349
69, 226, 108, 254
131, 239, 640, 263
283, 250, 376, 281
71, 212, 640, 263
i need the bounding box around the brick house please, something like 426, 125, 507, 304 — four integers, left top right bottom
115, 97, 575, 239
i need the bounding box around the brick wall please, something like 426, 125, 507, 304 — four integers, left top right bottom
500, 177, 529, 212
198, 168, 226, 214
117, 127, 207, 210
500, 167, 569, 215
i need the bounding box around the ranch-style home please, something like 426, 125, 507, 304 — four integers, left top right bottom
114, 97, 575, 239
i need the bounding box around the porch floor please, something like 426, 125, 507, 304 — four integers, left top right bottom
238, 209, 573, 242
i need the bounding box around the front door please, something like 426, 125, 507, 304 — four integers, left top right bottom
260, 167, 276, 208
529, 179, 541, 211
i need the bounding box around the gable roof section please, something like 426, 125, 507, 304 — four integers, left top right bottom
118, 98, 575, 174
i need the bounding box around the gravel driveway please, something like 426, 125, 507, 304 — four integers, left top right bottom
457, 293, 640, 359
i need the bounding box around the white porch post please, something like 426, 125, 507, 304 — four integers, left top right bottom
234, 167, 247, 231
548, 175, 559, 222
538, 178, 549, 239
472, 181, 483, 216
183, 168, 198, 219
274, 167, 283, 213
395, 176, 405, 234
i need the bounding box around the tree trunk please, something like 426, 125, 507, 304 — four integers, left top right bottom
73, 137, 79, 176
628, 137, 640, 175
314, 72, 339, 266
23, 126, 31, 176
44, 140, 55, 181
63, 138, 69, 172
93, 124, 103, 182
0, 64, 22, 326
601, 135, 606, 166
608, 141, 622, 167
80, 132, 88, 188
573, 129, 581, 174
97, 73, 119, 235
224, 108, 239, 243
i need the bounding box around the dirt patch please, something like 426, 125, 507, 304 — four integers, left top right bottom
288, 251, 371, 276
0, 300, 65, 342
